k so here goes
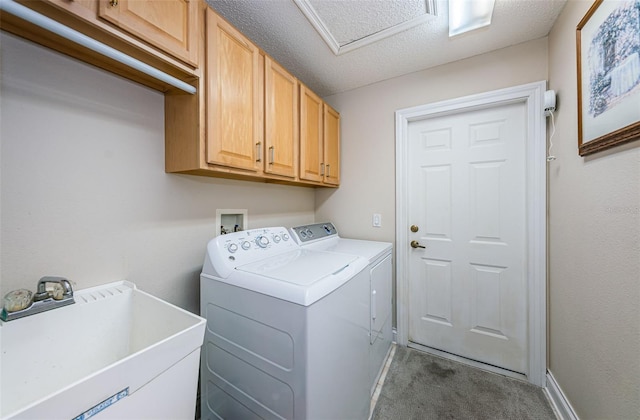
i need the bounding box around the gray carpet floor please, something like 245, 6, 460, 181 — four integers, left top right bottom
371, 346, 556, 420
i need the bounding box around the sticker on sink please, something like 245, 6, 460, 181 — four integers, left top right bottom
73, 387, 129, 420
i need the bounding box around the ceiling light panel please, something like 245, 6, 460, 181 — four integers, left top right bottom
449, 0, 495, 37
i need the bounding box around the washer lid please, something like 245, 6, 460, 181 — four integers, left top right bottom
237, 249, 358, 285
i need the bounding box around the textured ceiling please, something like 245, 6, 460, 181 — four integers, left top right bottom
206, 0, 567, 97
307, 0, 430, 46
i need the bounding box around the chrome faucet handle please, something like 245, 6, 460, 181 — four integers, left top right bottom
56, 278, 73, 298
34, 276, 73, 301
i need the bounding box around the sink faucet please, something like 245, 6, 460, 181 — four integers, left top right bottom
34, 276, 74, 301
1, 276, 75, 321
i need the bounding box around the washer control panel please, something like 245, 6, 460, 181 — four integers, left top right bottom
212, 227, 296, 268
202, 227, 301, 278
290, 222, 338, 243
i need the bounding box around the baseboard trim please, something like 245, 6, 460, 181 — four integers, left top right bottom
545, 371, 579, 420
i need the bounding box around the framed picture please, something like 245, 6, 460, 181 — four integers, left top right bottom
577, 0, 640, 156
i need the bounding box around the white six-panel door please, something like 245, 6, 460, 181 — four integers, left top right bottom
396, 82, 547, 386
407, 101, 528, 374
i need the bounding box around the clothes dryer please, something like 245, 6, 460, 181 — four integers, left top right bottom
290, 222, 393, 395
200, 227, 371, 420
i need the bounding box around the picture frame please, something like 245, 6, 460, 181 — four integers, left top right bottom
576, 0, 640, 156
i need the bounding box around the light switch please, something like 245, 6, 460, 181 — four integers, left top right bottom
373, 213, 382, 227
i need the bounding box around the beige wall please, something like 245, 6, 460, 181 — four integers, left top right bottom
317, 37, 549, 241
319, 3, 640, 418
547, 2, 640, 419
317, 37, 549, 330
0, 33, 315, 314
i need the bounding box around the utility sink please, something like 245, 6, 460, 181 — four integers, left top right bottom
0, 281, 205, 419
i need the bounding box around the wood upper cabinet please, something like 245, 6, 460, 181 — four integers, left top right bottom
2, 0, 200, 92
165, 6, 338, 187
264, 56, 298, 178
98, 0, 199, 66
323, 104, 340, 185
299, 84, 324, 183
205, 8, 263, 172
5, 1, 338, 186
300, 84, 341, 186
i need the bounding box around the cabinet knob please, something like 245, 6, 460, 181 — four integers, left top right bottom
109, 0, 118, 6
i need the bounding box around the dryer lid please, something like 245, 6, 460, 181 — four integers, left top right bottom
314, 239, 392, 263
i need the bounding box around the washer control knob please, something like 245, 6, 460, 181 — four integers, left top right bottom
227, 243, 238, 253
272, 235, 281, 243
256, 235, 269, 248
241, 241, 251, 250
282, 233, 290, 241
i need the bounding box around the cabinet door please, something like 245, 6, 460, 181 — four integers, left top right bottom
299, 85, 324, 183
265, 57, 298, 178
99, 0, 198, 66
323, 104, 340, 185
206, 9, 262, 172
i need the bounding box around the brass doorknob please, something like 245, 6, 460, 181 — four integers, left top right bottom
410, 225, 419, 232
410, 240, 425, 249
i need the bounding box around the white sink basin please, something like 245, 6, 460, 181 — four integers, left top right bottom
0, 281, 205, 419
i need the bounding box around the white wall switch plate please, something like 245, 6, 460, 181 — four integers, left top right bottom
373, 213, 382, 227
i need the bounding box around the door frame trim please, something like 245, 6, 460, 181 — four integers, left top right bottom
394, 81, 547, 387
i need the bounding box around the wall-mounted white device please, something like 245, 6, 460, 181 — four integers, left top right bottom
544, 90, 556, 117
544, 89, 557, 161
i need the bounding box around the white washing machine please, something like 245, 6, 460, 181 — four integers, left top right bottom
289, 222, 393, 395
200, 227, 371, 420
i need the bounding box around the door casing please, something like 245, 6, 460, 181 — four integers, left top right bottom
395, 81, 547, 387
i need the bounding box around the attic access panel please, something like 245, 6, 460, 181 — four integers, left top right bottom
294, 0, 437, 55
